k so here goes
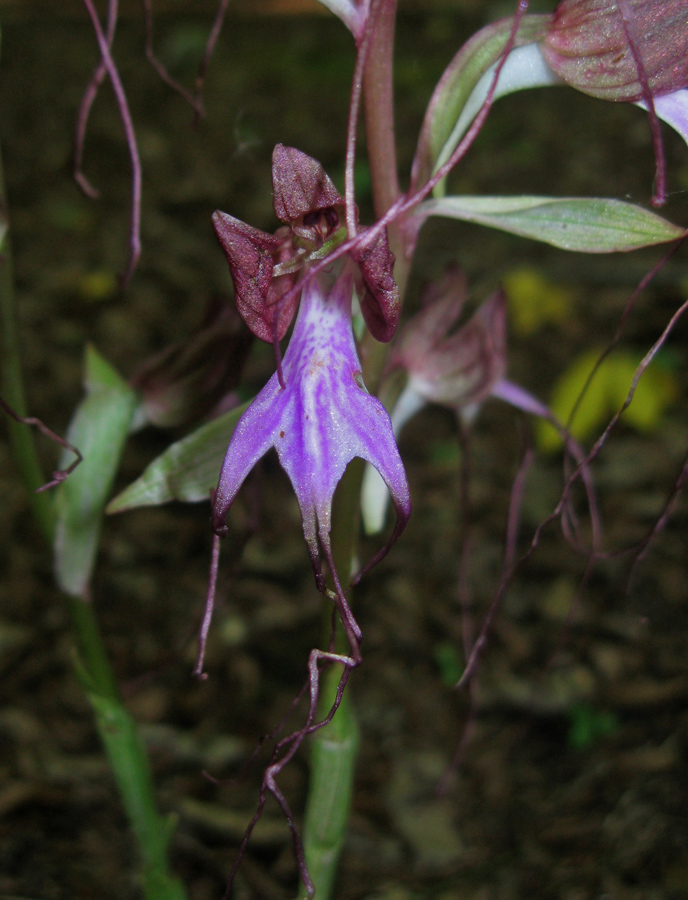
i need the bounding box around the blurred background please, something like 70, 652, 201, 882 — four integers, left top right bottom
1, 2, 688, 898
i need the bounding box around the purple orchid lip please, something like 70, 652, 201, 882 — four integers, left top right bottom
211, 264, 410, 645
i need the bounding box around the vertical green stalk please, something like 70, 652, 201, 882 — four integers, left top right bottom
298, 460, 365, 900
70, 606, 186, 900
299, 5, 408, 896
0, 143, 56, 540
300, 660, 360, 900
0, 129, 185, 899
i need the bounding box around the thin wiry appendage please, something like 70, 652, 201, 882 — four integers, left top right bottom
74, 0, 118, 200
392, 0, 529, 216
81, 0, 141, 285
142, 0, 203, 116
194, 0, 231, 119
194, 532, 222, 679
557, 240, 685, 519
504, 439, 534, 574
0, 395, 83, 492
583, 297, 688, 478
224, 547, 360, 898
440, 433, 535, 795
617, 0, 666, 207
436, 421, 476, 794
224, 649, 357, 899
344, 0, 385, 238
228, 613, 334, 786
625, 447, 688, 591
460, 287, 688, 689
456, 438, 533, 690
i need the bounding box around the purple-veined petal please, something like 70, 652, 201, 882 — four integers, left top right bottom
211, 396, 277, 535
361, 383, 425, 536
213, 266, 410, 573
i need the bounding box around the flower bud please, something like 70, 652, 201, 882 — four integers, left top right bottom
390, 266, 507, 413
542, 0, 688, 101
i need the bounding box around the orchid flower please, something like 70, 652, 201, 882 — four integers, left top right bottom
361, 268, 597, 546
202, 147, 409, 669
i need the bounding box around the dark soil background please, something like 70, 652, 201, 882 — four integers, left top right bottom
2, 3, 688, 899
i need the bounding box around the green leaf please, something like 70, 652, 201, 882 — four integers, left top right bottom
54, 346, 139, 597
107, 401, 249, 512
412, 15, 550, 195
413, 195, 685, 252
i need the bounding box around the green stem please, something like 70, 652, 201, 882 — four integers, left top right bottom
298, 5, 408, 893
298, 460, 365, 900
0, 142, 56, 540
0, 136, 185, 899
72, 612, 186, 900
300, 661, 359, 900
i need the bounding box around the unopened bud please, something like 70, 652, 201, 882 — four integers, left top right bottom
390, 267, 507, 413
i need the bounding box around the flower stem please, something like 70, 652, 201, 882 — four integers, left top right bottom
299, 659, 359, 900
0, 137, 185, 900
70, 595, 186, 900
0, 143, 56, 540
363, 0, 401, 223
298, 459, 365, 899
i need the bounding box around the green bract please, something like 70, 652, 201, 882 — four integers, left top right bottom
411, 195, 685, 252
54, 346, 138, 597
107, 401, 249, 512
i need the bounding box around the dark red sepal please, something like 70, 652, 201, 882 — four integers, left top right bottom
212, 210, 297, 342
352, 227, 400, 343
272, 144, 344, 224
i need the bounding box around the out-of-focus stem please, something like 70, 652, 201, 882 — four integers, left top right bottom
69, 594, 186, 900
0, 144, 55, 540
0, 134, 184, 900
